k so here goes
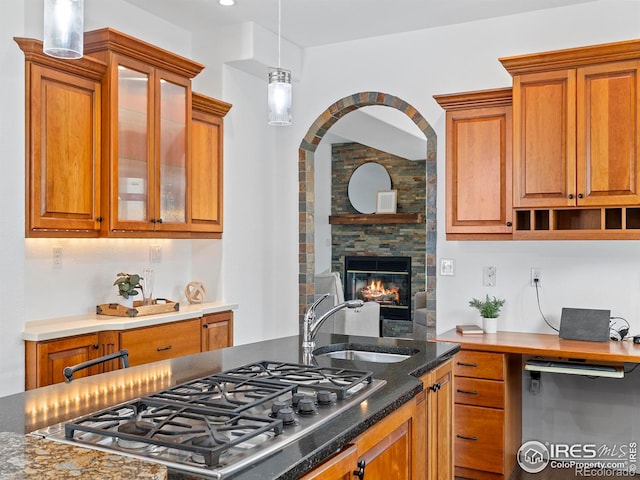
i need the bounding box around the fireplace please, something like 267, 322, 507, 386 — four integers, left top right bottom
344, 256, 411, 321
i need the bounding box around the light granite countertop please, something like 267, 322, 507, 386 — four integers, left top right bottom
22, 301, 238, 341
0, 432, 166, 479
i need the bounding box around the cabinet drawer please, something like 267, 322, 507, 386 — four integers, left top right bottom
455, 377, 504, 408
455, 404, 505, 474
120, 319, 201, 366
454, 350, 504, 380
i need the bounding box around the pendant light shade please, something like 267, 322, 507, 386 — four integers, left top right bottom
268, 0, 291, 126
43, 0, 84, 59
268, 68, 292, 126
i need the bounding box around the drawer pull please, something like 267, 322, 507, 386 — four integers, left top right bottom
457, 362, 478, 367
157, 345, 173, 352
456, 389, 478, 395
456, 434, 478, 441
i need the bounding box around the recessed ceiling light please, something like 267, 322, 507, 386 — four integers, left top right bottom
219, 0, 235, 5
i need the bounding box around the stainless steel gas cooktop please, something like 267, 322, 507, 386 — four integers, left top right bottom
31, 360, 385, 479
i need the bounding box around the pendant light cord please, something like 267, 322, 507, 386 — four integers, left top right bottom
277, 0, 282, 68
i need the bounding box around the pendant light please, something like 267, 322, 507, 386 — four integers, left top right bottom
43, 0, 84, 59
268, 0, 292, 126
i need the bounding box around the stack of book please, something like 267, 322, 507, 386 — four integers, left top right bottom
456, 324, 484, 335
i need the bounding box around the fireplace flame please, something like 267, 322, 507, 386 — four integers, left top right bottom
359, 279, 400, 304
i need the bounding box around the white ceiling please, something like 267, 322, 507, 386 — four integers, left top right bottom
124, 0, 596, 48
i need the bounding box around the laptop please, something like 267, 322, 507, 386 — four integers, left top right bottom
559, 307, 611, 342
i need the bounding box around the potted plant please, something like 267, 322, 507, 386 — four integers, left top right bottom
113, 272, 142, 307
469, 294, 505, 333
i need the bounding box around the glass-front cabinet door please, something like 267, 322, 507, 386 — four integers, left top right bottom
111, 55, 189, 232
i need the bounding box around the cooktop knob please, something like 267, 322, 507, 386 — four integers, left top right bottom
297, 397, 317, 415
292, 392, 306, 406
276, 406, 296, 425
271, 400, 288, 415
316, 390, 335, 405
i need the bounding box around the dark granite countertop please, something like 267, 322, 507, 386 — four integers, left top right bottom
0, 333, 459, 479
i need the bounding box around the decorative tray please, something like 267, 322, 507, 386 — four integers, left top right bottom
96, 298, 179, 318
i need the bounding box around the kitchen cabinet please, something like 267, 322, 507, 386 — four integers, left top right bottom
434, 88, 513, 239
421, 358, 453, 480
25, 312, 234, 389
15, 38, 107, 238
119, 319, 201, 367
302, 388, 426, 480
201, 311, 234, 351
83, 28, 204, 236
25, 333, 102, 390
190, 93, 231, 236
501, 40, 640, 239
452, 350, 521, 479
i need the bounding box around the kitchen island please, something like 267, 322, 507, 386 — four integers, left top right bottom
0, 333, 459, 479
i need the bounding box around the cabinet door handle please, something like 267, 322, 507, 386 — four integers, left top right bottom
353, 460, 366, 479
157, 345, 173, 352
92, 344, 99, 350
568, 194, 574, 199
578, 193, 584, 199
456, 362, 478, 367
506, 221, 512, 227
456, 389, 478, 395
96, 217, 103, 222
456, 434, 478, 441
150, 218, 156, 224
157, 218, 163, 224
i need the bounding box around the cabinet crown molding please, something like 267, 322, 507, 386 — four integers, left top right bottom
83, 28, 205, 78
192, 92, 232, 117
14, 37, 108, 80
434, 87, 512, 111
500, 38, 640, 75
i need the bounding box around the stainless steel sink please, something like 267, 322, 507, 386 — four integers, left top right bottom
313, 344, 418, 363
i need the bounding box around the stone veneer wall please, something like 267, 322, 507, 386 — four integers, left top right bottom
330, 143, 427, 337
298, 92, 437, 339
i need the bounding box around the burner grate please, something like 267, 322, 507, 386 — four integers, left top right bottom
64, 399, 284, 467
144, 374, 296, 413
222, 361, 373, 399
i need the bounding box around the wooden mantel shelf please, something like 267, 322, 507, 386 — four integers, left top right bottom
328, 213, 424, 225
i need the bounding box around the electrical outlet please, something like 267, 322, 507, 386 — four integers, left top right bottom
150, 245, 161, 264
531, 267, 542, 287
52, 246, 62, 268
483, 266, 496, 287
440, 258, 455, 276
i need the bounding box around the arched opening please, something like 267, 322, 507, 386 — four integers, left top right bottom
298, 92, 438, 337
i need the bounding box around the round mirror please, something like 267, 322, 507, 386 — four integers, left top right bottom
347, 162, 391, 214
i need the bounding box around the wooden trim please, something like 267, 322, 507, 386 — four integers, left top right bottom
434, 87, 512, 110
14, 37, 108, 80
500, 38, 640, 75
328, 213, 424, 225
192, 92, 232, 118
83, 28, 205, 78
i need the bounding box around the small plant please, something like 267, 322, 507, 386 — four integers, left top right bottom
113, 272, 142, 299
469, 294, 505, 318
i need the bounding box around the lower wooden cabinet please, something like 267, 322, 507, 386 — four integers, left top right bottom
25, 311, 234, 389
25, 333, 102, 390
119, 319, 201, 367
453, 350, 521, 479
301, 391, 425, 480
201, 311, 234, 351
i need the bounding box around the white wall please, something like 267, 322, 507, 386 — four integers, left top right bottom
304, 0, 640, 445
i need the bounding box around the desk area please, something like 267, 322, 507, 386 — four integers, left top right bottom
432, 329, 640, 479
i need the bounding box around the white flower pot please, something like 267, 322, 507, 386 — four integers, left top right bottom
482, 317, 498, 334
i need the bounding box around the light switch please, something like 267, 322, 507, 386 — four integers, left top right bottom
440, 258, 455, 276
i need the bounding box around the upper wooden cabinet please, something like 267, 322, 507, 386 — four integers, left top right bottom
84, 28, 204, 236
17, 29, 231, 239
15, 38, 107, 238
434, 88, 513, 239
501, 41, 640, 209
190, 93, 231, 236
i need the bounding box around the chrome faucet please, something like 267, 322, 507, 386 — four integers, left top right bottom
302, 293, 364, 350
